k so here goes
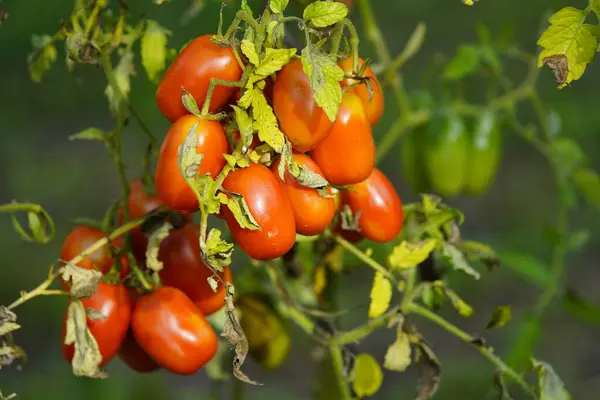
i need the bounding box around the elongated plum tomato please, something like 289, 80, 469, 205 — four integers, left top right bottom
59, 226, 129, 290
311, 91, 375, 186
341, 168, 404, 243
339, 57, 384, 126
132, 286, 218, 375
118, 330, 160, 373
270, 153, 337, 236
158, 223, 231, 316
222, 164, 296, 260
273, 59, 334, 152
156, 35, 243, 122
155, 114, 229, 214
62, 283, 132, 367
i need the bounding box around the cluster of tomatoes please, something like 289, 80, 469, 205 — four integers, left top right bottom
58, 32, 405, 376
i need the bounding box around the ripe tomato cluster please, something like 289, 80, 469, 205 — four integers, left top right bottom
58, 32, 406, 377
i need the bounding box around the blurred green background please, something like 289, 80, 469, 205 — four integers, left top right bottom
2, 0, 600, 399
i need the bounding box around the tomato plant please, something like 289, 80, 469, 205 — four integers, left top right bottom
156, 34, 243, 122
131, 286, 218, 375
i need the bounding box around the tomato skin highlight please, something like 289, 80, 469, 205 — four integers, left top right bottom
311, 92, 375, 186
273, 59, 334, 152
222, 164, 296, 260
61, 283, 133, 367
155, 114, 229, 214
118, 330, 160, 373
156, 35, 243, 122
339, 57, 384, 126
132, 286, 219, 375
158, 223, 231, 316
270, 153, 337, 236
59, 226, 129, 290
341, 168, 404, 243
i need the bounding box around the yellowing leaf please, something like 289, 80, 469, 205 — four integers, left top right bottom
443, 287, 474, 317
141, 20, 171, 82
352, 353, 383, 398
486, 305, 512, 330
368, 272, 392, 319
61, 262, 102, 300
269, 0, 288, 14
238, 87, 254, 109
303, 1, 348, 28
388, 239, 437, 270
241, 40, 259, 66
145, 221, 173, 272
68, 127, 106, 141
251, 90, 285, 152
64, 300, 104, 378
384, 325, 412, 372
301, 45, 344, 121
251, 48, 296, 83
203, 228, 234, 271
537, 7, 598, 86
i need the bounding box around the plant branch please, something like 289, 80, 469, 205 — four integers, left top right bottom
330, 344, 353, 400
332, 306, 401, 345
334, 235, 395, 281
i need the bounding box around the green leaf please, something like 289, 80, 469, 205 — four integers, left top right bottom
383, 324, 412, 372
141, 20, 171, 83
440, 243, 481, 280
532, 359, 571, 400
422, 194, 442, 216
251, 48, 296, 84
105, 51, 134, 116
562, 289, 600, 326
9, 205, 55, 244
203, 228, 234, 271
368, 272, 392, 319
68, 127, 106, 141
251, 89, 285, 152
499, 250, 551, 287
592, 0, 600, 19
220, 192, 261, 231
443, 44, 480, 80
459, 240, 500, 270
145, 221, 173, 272
352, 353, 383, 398
269, 0, 288, 14
61, 262, 102, 300
64, 300, 105, 378
28, 34, 57, 83
537, 7, 598, 86
241, 39, 259, 66
486, 306, 512, 330
301, 45, 344, 121
388, 239, 438, 270
303, 1, 348, 28
571, 167, 600, 210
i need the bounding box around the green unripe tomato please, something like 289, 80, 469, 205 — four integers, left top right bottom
464, 109, 502, 196
424, 109, 468, 198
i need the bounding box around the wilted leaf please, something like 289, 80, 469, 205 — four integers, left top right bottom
352, 353, 383, 398
64, 300, 105, 378
459, 240, 500, 271
441, 243, 481, 280
145, 222, 173, 272
301, 45, 344, 121
303, 1, 348, 28
537, 7, 598, 86
384, 324, 412, 372
368, 272, 392, 319
532, 359, 571, 400
203, 228, 234, 272
0, 345, 26, 368
221, 193, 261, 231
141, 20, 171, 82
68, 127, 106, 141
388, 239, 438, 270
415, 342, 441, 400
486, 306, 512, 330
85, 308, 106, 321
177, 121, 203, 182
28, 34, 57, 83
0, 307, 19, 336
105, 51, 134, 116
207, 276, 219, 293
61, 263, 102, 299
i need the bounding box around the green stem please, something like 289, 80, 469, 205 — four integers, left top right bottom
333, 306, 400, 345
127, 103, 158, 152
334, 235, 395, 281
330, 344, 353, 400
409, 303, 536, 398
200, 78, 243, 117
400, 269, 417, 311
330, 21, 344, 57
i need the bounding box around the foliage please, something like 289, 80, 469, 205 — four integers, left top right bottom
2, 0, 600, 399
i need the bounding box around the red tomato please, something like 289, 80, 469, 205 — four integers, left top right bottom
156, 35, 243, 122
132, 286, 218, 375
155, 114, 229, 214
222, 164, 296, 260
271, 153, 337, 236
339, 57, 384, 126
158, 223, 231, 316
61, 283, 132, 367
118, 330, 160, 373
310, 91, 375, 186
59, 226, 129, 290
273, 59, 334, 152
341, 168, 404, 243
